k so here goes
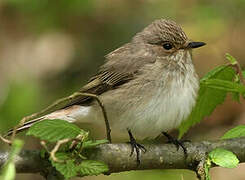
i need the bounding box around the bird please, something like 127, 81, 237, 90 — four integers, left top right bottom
6, 19, 205, 163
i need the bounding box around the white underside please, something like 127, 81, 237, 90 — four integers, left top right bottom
111, 73, 198, 139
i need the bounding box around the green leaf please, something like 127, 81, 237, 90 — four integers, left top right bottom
201, 65, 228, 81
50, 153, 77, 179
0, 139, 24, 180
82, 139, 108, 149
78, 160, 109, 176
226, 53, 237, 65
209, 148, 239, 168
202, 79, 245, 94
178, 65, 236, 138
221, 125, 245, 139
26, 119, 86, 142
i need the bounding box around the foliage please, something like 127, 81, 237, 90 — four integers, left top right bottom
208, 148, 239, 168
222, 125, 245, 139
50, 153, 77, 179
178, 54, 245, 180
82, 139, 109, 148
178, 54, 244, 138
77, 160, 109, 176
0, 139, 24, 180
26, 120, 109, 179
204, 148, 239, 180
49, 152, 109, 179
26, 119, 86, 142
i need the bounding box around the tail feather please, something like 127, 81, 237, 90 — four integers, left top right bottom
5, 105, 89, 137
5, 117, 44, 137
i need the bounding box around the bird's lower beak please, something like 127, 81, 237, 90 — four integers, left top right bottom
188, 42, 206, 49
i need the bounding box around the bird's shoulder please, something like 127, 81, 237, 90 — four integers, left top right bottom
63, 42, 156, 107
81, 42, 156, 94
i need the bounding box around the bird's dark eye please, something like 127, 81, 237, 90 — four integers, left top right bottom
162, 43, 173, 50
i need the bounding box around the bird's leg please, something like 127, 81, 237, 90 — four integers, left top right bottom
127, 129, 146, 165
162, 132, 189, 155
77, 93, 111, 143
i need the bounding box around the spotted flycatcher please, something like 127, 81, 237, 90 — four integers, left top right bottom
8, 19, 205, 162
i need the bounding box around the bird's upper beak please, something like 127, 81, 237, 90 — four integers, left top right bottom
187, 41, 206, 49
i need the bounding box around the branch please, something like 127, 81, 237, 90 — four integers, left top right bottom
1, 137, 245, 178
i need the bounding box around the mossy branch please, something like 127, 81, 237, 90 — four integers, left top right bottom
1, 137, 245, 179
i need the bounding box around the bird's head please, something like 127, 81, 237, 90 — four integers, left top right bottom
132, 19, 206, 61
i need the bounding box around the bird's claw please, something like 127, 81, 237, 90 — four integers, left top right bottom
127, 129, 147, 165
128, 140, 146, 165
162, 132, 189, 155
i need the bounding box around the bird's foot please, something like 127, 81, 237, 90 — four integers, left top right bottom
127, 129, 147, 165
162, 132, 189, 155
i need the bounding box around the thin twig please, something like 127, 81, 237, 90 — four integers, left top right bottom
11, 116, 29, 142
50, 138, 71, 163
75, 92, 112, 143
234, 63, 245, 85
228, 62, 245, 85
49, 134, 84, 163
40, 141, 50, 153
0, 135, 12, 145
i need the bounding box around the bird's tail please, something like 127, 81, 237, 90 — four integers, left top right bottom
5, 117, 44, 137
5, 105, 90, 137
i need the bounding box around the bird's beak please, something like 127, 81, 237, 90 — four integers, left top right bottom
187, 42, 206, 49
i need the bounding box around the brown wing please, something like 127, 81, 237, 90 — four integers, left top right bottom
65, 42, 156, 106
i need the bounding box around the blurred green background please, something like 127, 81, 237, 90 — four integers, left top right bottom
1, 0, 245, 179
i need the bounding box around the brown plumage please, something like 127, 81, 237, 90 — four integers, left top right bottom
6, 19, 205, 141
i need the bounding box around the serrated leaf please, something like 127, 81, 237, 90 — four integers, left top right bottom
26, 119, 85, 142
51, 153, 77, 179
209, 148, 239, 168
78, 160, 109, 176
226, 53, 237, 65
178, 65, 236, 138
221, 125, 245, 139
83, 139, 108, 149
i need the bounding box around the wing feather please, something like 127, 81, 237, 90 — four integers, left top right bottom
65, 43, 155, 106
